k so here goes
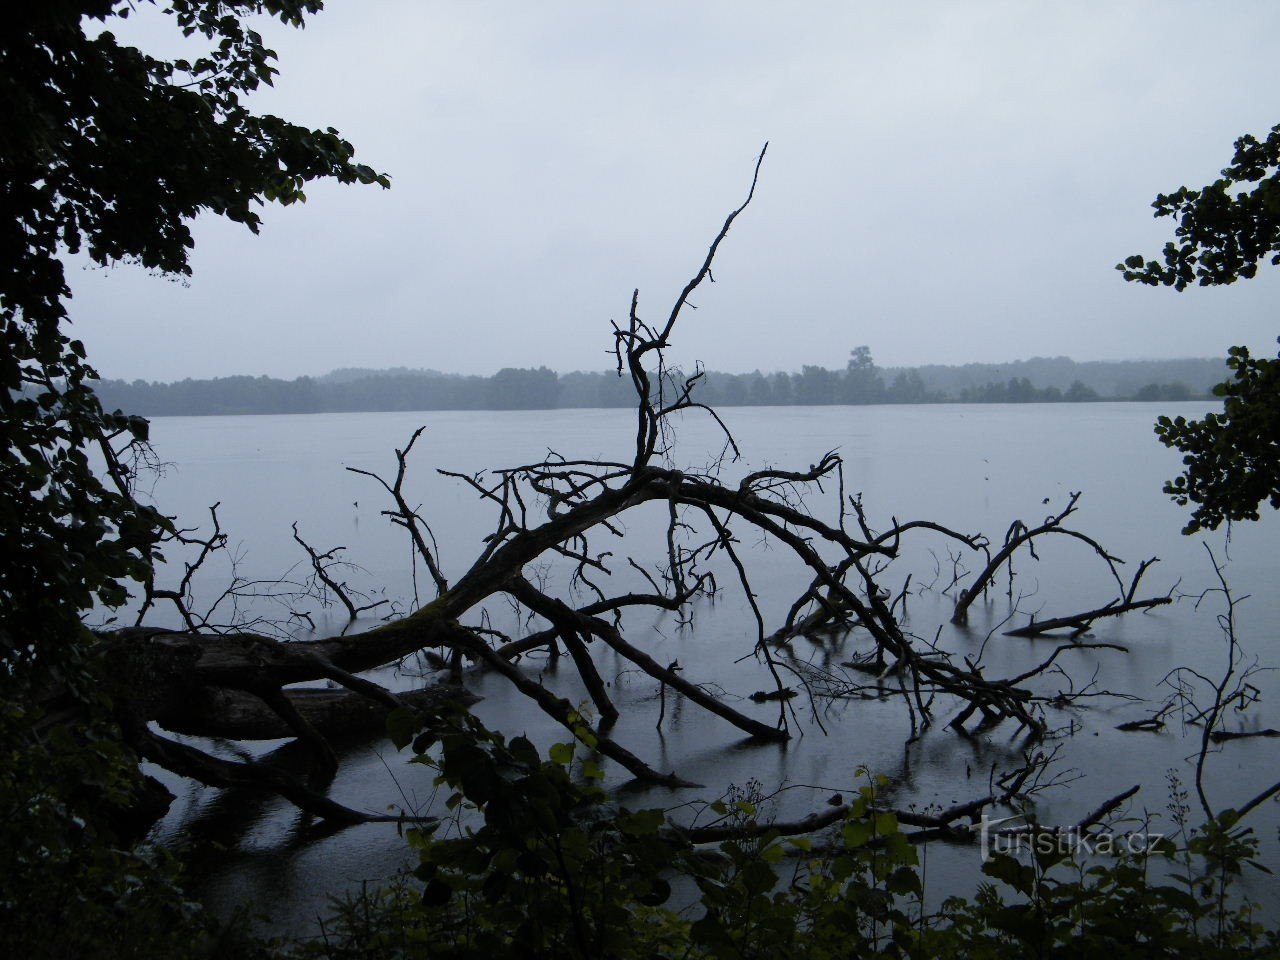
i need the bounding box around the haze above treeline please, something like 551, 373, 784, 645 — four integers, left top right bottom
93, 351, 1225, 417
69, 3, 1280, 382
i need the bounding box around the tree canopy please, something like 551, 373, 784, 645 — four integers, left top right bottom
0, 0, 388, 681
1155, 344, 1280, 533
1119, 125, 1280, 291
0, 3, 386, 954
1119, 124, 1280, 533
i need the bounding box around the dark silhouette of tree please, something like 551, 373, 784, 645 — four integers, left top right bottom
1119, 124, 1280, 533
718, 373, 747, 406
0, 3, 386, 952
1133, 382, 1192, 402
747, 371, 775, 406
792, 364, 836, 404
1008, 377, 1037, 403
1065, 380, 1101, 403
1, 0, 388, 682
960, 377, 1063, 403
842, 345, 886, 403
487, 367, 561, 410
886, 369, 929, 403
1153, 348, 1280, 533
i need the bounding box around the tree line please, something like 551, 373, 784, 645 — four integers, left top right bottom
92, 349, 1220, 416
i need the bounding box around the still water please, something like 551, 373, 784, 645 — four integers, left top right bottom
129, 403, 1280, 932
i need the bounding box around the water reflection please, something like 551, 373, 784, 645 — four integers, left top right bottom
133, 403, 1279, 932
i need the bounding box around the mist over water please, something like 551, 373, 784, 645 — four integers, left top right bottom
130, 402, 1280, 933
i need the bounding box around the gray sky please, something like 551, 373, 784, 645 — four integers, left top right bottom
70, 1, 1280, 381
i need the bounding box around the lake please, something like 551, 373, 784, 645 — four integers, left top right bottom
126, 402, 1280, 933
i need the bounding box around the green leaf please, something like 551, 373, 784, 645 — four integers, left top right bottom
548, 742, 574, 766
873, 811, 899, 836
982, 853, 1035, 896
637, 877, 671, 907
386, 708, 422, 751
619, 808, 665, 836
843, 820, 872, 848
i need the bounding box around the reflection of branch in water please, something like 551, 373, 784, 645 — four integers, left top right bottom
92, 149, 1173, 830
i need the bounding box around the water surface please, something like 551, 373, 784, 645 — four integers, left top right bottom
130, 403, 1280, 931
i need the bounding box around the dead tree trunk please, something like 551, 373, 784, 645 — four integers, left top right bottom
92, 148, 1170, 828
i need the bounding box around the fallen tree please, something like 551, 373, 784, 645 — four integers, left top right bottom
1003, 556, 1172, 637
91, 150, 1172, 829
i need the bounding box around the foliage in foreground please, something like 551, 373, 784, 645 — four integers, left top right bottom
1120, 122, 1280, 534
0, 697, 232, 960
0, 3, 385, 957
1156, 342, 1280, 534
292, 706, 1278, 960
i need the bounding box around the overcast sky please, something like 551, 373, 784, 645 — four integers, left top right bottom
70, 1, 1280, 381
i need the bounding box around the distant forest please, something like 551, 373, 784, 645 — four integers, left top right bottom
93, 349, 1226, 417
